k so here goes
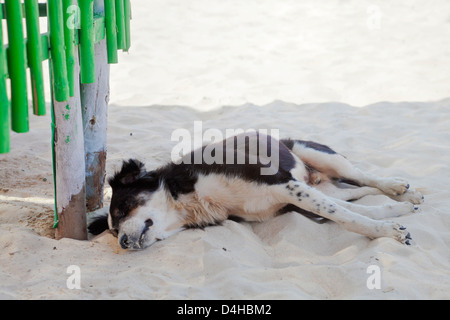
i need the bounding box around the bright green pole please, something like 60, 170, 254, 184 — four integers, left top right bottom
104, 0, 118, 63
62, 0, 76, 97
115, 0, 125, 50
0, 4, 10, 153
48, 0, 69, 102
123, 0, 131, 52
5, 0, 29, 133
79, 0, 95, 84
25, 0, 46, 116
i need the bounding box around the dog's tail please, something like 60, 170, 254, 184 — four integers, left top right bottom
87, 212, 109, 235
279, 204, 329, 224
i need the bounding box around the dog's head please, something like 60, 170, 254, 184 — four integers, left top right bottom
89, 159, 184, 250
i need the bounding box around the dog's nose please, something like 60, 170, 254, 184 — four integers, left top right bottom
119, 233, 144, 250
119, 234, 130, 249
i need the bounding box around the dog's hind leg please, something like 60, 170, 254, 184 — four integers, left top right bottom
315, 179, 424, 205
315, 180, 385, 201
286, 140, 423, 204
312, 182, 420, 220
278, 180, 412, 244
331, 198, 419, 220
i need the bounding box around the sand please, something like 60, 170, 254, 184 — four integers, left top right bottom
1, 0, 450, 299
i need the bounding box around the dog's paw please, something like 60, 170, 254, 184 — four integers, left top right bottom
394, 189, 424, 205
391, 223, 413, 245
379, 178, 410, 196
394, 202, 421, 215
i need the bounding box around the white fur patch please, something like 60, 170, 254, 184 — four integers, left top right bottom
193, 174, 285, 222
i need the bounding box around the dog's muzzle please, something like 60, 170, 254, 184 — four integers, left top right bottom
119, 233, 144, 250
119, 219, 153, 250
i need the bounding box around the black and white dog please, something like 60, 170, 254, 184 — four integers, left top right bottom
89, 132, 424, 250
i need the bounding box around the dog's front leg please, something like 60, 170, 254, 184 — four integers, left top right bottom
279, 180, 412, 245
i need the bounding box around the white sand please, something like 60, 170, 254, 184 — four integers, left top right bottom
1, 0, 450, 299
110, 0, 450, 110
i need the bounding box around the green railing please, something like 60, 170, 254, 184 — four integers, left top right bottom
0, 0, 131, 154
1, 0, 131, 240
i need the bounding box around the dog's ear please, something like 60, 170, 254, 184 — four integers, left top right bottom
108, 159, 147, 188
135, 170, 159, 190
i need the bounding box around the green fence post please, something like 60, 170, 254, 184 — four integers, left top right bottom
115, 0, 125, 50
104, 0, 118, 63
63, 0, 76, 97
79, 0, 95, 84
48, 0, 69, 102
123, 0, 131, 52
25, 0, 46, 116
5, 0, 29, 133
0, 4, 10, 153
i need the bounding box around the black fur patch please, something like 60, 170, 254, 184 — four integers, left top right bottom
182, 219, 223, 230
108, 159, 147, 188
88, 214, 109, 235
228, 215, 248, 223
278, 204, 329, 224
156, 163, 198, 200
181, 133, 296, 186
281, 139, 337, 155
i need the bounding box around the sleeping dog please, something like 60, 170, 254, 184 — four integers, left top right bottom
89, 132, 424, 250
